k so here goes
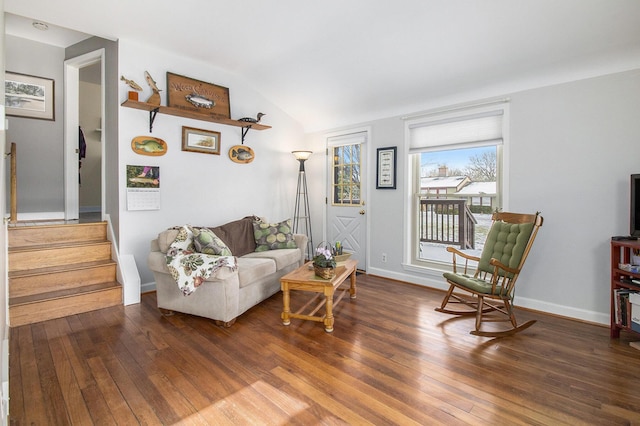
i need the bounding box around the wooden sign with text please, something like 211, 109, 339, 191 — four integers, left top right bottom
166, 72, 231, 119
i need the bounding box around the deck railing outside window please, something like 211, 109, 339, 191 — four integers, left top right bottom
418, 198, 476, 249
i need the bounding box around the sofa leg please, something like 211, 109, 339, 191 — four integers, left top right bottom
214, 318, 236, 328
158, 308, 175, 317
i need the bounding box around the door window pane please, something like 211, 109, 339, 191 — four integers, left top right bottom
332, 143, 362, 205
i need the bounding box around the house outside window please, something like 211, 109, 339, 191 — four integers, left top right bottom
404, 102, 509, 270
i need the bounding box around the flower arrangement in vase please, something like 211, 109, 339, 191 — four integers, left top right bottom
313, 246, 336, 279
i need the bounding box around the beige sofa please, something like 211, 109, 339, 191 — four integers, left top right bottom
147, 216, 307, 326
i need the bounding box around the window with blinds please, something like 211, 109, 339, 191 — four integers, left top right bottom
404, 102, 508, 268
408, 110, 503, 153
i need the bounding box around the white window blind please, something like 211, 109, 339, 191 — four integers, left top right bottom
327, 131, 367, 147
409, 110, 503, 153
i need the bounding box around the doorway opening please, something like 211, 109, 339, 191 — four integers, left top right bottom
64, 49, 105, 222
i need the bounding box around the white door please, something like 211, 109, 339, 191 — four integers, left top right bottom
326, 131, 367, 271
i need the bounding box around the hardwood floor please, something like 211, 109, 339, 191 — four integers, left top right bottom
9, 274, 640, 425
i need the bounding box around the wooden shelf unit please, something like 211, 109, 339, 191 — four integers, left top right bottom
121, 100, 271, 133
610, 238, 640, 338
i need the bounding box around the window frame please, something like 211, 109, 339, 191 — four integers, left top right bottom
402, 101, 510, 273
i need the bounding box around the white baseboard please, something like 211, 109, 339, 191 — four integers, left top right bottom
118, 254, 141, 305
141, 281, 157, 294
368, 265, 449, 291
515, 296, 608, 325
366, 266, 608, 326
16, 211, 64, 221
79, 206, 101, 213
1, 327, 8, 422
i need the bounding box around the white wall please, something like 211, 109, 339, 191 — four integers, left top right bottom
117, 40, 307, 297
307, 69, 640, 325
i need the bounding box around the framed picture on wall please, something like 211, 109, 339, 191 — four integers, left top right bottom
376, 146, 397, 189
5, 71, 55, 121
182, 126, 221, 155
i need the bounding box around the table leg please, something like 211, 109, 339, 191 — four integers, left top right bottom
324, 288, 334, 333
349, 269, 357, 299
281, 283, 291, 326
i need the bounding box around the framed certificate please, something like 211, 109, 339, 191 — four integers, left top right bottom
376, 146, 397, 189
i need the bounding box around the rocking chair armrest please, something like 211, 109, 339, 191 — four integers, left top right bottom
446, 246, 480, 262
446, 246, 480, 274
489, 258, 520, 275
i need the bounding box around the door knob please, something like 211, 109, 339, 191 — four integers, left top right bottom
359, 210, 365, 215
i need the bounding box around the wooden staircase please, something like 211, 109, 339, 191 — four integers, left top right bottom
8, 222, 122, 327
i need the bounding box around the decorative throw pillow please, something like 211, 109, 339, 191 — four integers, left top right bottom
253, 219, 298, 251
211, 216, 258, 257
190, 226, 232, 256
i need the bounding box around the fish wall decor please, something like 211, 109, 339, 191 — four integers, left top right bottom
229, 145, 255, 164
131, 136, 168, 156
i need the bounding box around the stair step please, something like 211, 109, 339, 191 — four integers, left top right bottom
9, 260, 117, 298
9, 281, 122, 327
7, 220, 122, 327
9, 240, 112, 272
8, 222, 107, 247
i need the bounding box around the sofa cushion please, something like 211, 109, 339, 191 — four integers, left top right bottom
244, 249, 301, 270
236, 257, 276, 288
210, 216, 257, 257
157, 229, 180, 253
191, 226, 232, 256
253, 219, 298, 251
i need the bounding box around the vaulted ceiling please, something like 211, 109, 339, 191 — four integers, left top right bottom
5, 0, 640, 132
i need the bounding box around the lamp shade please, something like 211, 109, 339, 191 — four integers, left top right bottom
292, 150, 312, 161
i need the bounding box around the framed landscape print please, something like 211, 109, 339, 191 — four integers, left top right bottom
182, 126, 221, 155
5, 71, 55, 120
167, 72, 231, 119
376, 146, 397, 189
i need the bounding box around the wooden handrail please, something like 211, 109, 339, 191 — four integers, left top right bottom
9, 142, 16, 223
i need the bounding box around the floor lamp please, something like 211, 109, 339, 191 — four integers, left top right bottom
292, 150, 313, 260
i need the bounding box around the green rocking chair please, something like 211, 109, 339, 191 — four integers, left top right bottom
435, 211, 543, 337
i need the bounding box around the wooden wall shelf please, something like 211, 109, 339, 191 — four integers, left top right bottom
121, 100, 271, 135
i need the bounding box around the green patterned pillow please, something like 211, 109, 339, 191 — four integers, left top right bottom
190, 226, 232, 256
253, 219, 298, 251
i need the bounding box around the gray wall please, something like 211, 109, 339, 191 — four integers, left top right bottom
79, 79, 102, 211
5, 35, 64, 214
66, 36, 119, 240
307, 69, 640, 324
4, 35, 118, 226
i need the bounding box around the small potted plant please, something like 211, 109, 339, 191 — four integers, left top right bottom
313, 246, 336, 279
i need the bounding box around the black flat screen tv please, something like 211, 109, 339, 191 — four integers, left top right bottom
631, 174, 640, 237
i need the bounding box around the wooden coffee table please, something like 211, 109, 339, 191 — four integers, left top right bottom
280, 259, 357, 332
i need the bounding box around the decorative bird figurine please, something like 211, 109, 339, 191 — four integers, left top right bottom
120, 75, 142, 91
238, 112, 265, 124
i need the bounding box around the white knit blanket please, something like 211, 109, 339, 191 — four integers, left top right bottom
165, 225, 237, 296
